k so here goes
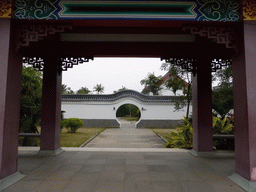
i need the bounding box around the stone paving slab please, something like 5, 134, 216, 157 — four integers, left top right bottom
85, 119, 165, 148
3, 148, 245, 192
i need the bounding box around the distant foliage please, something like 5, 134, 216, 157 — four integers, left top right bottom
212, 65, 233, 118
212, 84, 233, 119
63, 118, 84, 133
116, 104, 141, 118
161, 62, 192, 118
20, 67, 42, 133
140, 72, 163, 95
62, 84, 74, 94
93, 84, 104, 94
76, 87, 91, 94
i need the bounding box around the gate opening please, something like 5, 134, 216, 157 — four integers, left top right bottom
116, 104, 141, 124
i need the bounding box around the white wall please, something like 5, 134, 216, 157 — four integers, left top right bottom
62, 97, 192, 121
62, 103, 116, 119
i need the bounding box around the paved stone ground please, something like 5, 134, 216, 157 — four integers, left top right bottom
3, 121, 245, 192
3, 148, 245, 192
84, 118, 165, 148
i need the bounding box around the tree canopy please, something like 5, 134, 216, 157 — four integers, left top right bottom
161, 62, 192, 118
20, 67, 42, 133
76, 87, 91, 94
62, 84, 74, 94
93, 84, 104, 94
212, 66, 233, 118
140, 72, 163, 95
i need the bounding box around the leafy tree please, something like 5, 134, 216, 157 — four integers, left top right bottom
62, 84, 74, 94
161, 62, 192, 118
140, 73, 163, 95
212, 66, 233, 118
62, 118, 84, 133
93, 84, 104, 94
214, 65, 233, 84
212, 84, 233, 119
20, 67, 42, 133
76, 87, 91, 94
165, 76, 185, 95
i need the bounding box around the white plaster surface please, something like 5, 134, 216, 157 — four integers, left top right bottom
61, 97, 192, 121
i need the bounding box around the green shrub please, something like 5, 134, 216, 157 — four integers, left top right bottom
63, 118, 84, 133
213, 116, 234, 134
165, 117, 193, 149
213, 116, 234, 150
165, 116, 234, 150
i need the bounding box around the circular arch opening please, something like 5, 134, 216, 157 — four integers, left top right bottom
116, 104, 141, 123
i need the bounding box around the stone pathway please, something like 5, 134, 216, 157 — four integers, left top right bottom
84, 118, 165, 148
3, 148, 245, 192
3, 120, 245, 192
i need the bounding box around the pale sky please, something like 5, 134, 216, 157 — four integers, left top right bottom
62, 57, 168, 94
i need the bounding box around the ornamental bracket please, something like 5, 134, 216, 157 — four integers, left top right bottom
161, 57, 232, 75
60, 57, 93, 72
182, 26, 236, 49
22, 57, 94, 74
211, 59, 232, 72
161, 58, 197, 76
18, 24, 72, 49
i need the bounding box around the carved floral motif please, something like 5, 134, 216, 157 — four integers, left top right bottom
14, 0, 59, 19
243, 0, 256, 20
0, 0, 12, 18
13, 0, 240, 21
197, 0, 240, 21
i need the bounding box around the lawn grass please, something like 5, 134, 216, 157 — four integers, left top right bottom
151, 128, 177, 143
60, 127, 106, 147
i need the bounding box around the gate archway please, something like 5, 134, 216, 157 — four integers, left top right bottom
1, 1, 256, 191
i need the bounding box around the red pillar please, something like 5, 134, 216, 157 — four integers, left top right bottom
191, 57, 213, 154
232, 21, 256, 183
40, 57, 62, 153
0, 19, 22, 179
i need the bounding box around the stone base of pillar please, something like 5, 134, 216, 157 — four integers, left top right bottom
37, 148, 64, 156
229, 173, 256, 192
189, 149, 216, 157
0, 172, 26, 191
